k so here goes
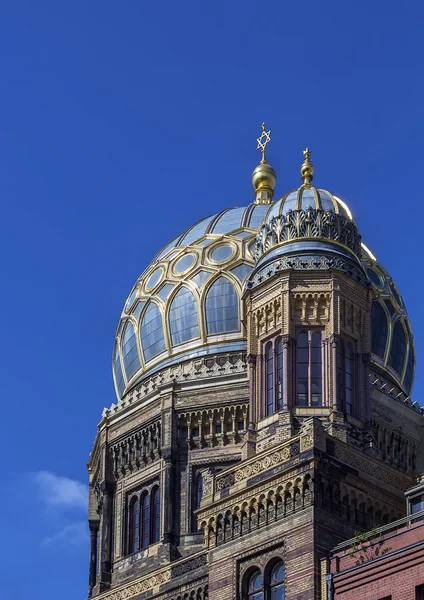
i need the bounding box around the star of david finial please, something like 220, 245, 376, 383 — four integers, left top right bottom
300, 147, 315, 184
303, 147, 311, 161
256, 122, 271, 161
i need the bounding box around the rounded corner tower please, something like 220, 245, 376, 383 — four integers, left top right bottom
87, 128, 423, 600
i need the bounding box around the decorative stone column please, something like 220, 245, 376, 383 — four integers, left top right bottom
100, 482, 113, 585
248, 354, 257, 428
331, 335, 339, 411
161, 448, 173, 544
88, 519, 99, 597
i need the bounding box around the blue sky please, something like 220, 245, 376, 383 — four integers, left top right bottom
0, 1, 423, 598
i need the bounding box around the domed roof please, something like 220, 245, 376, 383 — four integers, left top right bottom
264, 184, 352, 221
112, 147, 415, 401
113, 203, 268, 398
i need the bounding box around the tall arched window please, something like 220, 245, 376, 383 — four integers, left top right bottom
265, 342, 274, 416
276, 338, 284, 411
151, 487, 160, 543
141, 302, 166, 361
205, 277, 239, 334
269, 561, 285, 599
337, 339, 355, 415
169, 286, 199, 345
296, 330, 323, 407
129, 496, 140, 554
246, 569, 263, 600
141, 492, 151, 549
263, 337, 285, 416
388, 320, 407, 376
296, 331, 309, 407
122, 321, 140, 380
195, 472, 203, 510
371, 302, 388, 359
114, 345, 125, 396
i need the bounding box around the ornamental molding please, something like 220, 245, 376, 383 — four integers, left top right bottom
254, 208, 362, 261
248, 254, 367, 290
95, 553, 208, 600
103, 352, 248, 419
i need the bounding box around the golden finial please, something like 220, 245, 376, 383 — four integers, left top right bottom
300, 147, 315, 184
256, 122, 272, 162
252, 122, 277, 204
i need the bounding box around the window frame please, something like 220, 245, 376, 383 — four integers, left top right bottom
125, 482, 161, 556
294, 328, 325, 408
336, 336, 357, 416
261, 335, 285, 417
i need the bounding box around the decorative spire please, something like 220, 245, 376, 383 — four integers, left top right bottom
256, 122, 272, 163
300, 147, 315, 184
252, 122, 277, 204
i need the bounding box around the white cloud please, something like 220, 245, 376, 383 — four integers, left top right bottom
32, 471, 88, 511
43, 521, 88, 547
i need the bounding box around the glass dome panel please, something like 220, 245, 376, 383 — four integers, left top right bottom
132, 301, 146, 319
122, 322, 140, 380
145, 268, 163, 291
388, 320, 407, 376
403, 345, 415, 395
169, 287, 199, 345
266, 201, 281, 223
367, 268, 382, 288
211, 207, 245, 234
179, 214, 215, 246
210, 244, 234, 263
248, 204, 269, 228
371, 302, 388, 359
390, 283, 403, 308
318, 190, 334, 212
141, 302, 166, 361
126, 288, 138, 311
155, 236, 179, 261
157, 283, 175, 301
231, 262, 253, 282
282, 192, 297, 214
190, 270, 212, 288
300, 187, 316, 210
174, 253, 196, 273
206, 277, 239, 334
114, 346, 125, 396
235, 230, 254, 239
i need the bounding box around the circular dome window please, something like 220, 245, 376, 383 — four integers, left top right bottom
145, 267, 164, 291
174, 253, 196, 274
210, 244, 235, 264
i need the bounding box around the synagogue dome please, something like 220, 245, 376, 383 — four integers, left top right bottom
112, 147, 415, 401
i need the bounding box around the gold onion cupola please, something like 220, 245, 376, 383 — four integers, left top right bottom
252, 122, 277, 204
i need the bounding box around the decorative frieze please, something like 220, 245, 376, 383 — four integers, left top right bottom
111, 421, 161, 479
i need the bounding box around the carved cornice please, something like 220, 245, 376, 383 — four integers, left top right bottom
103, 352, 248, 419
255, 208, 362, 261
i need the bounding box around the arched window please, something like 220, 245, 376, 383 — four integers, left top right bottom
263, 337, 285, 416
388, 320, 407, 376
195, 473, 203, 510
169, 286, 199, 345
141, 492, 151, 549
122, 321, 140, 380
296, 332, 308, 407
128, 496, 140, 554
246, 569, 263, 600
276, 338, 284, 411
296, 330, 323, 407
371, 302, 388, 359
269, 561, 285, 599
114, 345, 125, 396
337, 339, 355, 415
265, 342, 274, 416
151, 487, 160, 543
141, 302, 166, 361
205, 277, 239, 334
